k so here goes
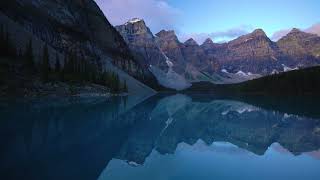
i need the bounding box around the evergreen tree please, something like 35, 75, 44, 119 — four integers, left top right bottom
122, 80, 128, 93
41, 44, 50, 82
110, 73, 120, 93
0, 25, 5, 56
24, 39, 35, 72
55, 53, 61, 72
0, 26, 16, 57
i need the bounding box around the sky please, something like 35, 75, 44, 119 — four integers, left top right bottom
95, 0, 320, 43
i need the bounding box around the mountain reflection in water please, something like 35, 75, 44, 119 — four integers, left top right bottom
0, 94, 320, 180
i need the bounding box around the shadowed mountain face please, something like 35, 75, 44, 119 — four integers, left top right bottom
1, 0, 130, 66
0, 0, 160, 91
2, 94, 319, 180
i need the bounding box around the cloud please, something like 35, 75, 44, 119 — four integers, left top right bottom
95, 0, 181, 33
271, 29, 291, 41
306, 23, 320, 36
271, 23, 320, 41
179, 25, 253, 44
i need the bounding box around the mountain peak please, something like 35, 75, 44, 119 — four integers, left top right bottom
125, 18, 144, 25
289, 28, 303, 34
184, 38, 198, 46
203, 38, 214, 45
156, 30, 176, 38
252, 29, 267, 36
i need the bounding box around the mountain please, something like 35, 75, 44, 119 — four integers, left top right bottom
207, 28, 320, 75
0, 0, 159, 94
155, 30, 213, 82
212, 29, 283, 74
114, 17, 320, 89
182, 38, 213, 71
115, 18, 168, 71
155, 30, 187, 74
116, 19, 190, 90
277, 28, 320, 66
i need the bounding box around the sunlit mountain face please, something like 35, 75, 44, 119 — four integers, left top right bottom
1, 94, 320, 180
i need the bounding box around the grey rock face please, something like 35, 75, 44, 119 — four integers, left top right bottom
199, 29, 320, 75
182, 38, 214, 72
115, 18, 168, 71
277, 28, 320, 66
155, 30, 187, 74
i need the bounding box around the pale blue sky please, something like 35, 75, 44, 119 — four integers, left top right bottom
96, 0, 320, 43
169, 0, 320, 36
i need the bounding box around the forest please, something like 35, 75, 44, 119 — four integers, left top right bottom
0, 25, 128, 94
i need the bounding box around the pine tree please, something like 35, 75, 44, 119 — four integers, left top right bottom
41, 44, 50, 82
24, 39, 35, 72
0, 25, 5, 56
55, 53, 61, 72
5, 31, 11, 56
122, 80, 128, 93
0, 26, 16, 57
111, 73, 120, 93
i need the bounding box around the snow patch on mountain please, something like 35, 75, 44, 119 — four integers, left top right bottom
236, 71, 249, 76
126, 18, 142, 25
211, 69, 262, 84
271, 69, 280, 74
282, 64, 299, 72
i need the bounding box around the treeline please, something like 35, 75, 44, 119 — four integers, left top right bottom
185, 67, 320, 95
0, 25, 17, 57
0, 26, 128, 93
229, 67, 320, 95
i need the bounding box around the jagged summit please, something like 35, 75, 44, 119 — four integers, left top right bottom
184, 38, 198, 46
116, 18, 153, 38
251, 29, 267, 36
125, 18, 144, 24
202, 38, 214, 45
156, 30, 176, 38
290, 28, 302, 34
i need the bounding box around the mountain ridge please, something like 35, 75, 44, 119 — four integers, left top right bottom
116, 18, 320, 88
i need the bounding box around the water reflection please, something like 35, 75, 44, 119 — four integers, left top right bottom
0, 94, 320, 180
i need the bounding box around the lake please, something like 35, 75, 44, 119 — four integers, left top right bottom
0, 94, 320, 180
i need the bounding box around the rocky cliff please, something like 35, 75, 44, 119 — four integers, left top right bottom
155, 30, 187, 74
207, 29, 320, 75
115, 18, 168, 71
211, 29, 284, 74
277, 28, 320, 67
115, 16, 320, 86
155, 30, 212, 81
116, 20, 191, 90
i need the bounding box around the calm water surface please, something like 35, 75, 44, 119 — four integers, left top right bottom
0, 94, 320, 180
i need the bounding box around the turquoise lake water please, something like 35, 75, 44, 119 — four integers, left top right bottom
0, 94, 320, 180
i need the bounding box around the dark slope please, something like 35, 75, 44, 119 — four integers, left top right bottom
185, 66, 320, 95
0, 0, 161, 92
